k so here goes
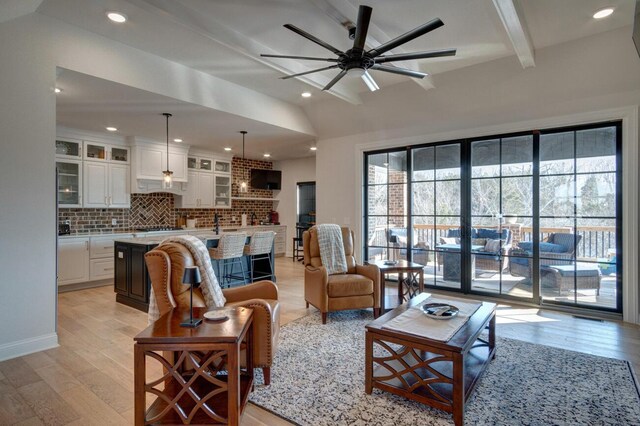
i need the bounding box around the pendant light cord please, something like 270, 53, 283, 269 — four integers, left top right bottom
164, 113, 172, 171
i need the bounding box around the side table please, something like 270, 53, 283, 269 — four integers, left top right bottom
134, 307, 254, 425
373, 260, 424, 312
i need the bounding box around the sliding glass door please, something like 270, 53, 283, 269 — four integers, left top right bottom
363, 121, 622, 313
410, 144, 462, 290
469, 135, 533, 300
538, 125, 620, 310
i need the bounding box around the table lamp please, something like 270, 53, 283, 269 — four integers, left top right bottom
180, 266, 203, 328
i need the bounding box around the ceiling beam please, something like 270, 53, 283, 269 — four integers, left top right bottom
309, 0, 436, 91
131, 0, 363, 105
491, 0, 535, 68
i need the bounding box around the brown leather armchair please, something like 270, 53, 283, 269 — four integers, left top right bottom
144, 242, 280, 385
303, 226, 381, 324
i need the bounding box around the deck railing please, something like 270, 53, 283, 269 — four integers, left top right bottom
368, 224, 616, 261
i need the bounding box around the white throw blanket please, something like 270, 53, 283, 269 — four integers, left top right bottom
148, 235, 226, 323
316, 224, 348, 275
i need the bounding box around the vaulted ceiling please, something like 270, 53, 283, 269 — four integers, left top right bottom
35, 0, 637, 158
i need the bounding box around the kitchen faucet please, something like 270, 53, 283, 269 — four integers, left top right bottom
214, 213, 220, 235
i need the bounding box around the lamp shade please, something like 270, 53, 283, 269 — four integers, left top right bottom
182, 266, 201, 288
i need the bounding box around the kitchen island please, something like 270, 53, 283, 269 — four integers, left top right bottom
114, 233, 275, 312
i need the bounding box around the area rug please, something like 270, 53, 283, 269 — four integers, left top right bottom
249, 310, 640, 426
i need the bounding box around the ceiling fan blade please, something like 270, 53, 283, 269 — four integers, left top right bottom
370, 65, 427, 79
323, 70, 348, 91
281, 65, 338, 79
368, 18, 444, 57
283, 24, 343, 55
375, 48, 456, 64
352, 5, 373, 53
361, 71, 379, 92
261, 54, 339, 62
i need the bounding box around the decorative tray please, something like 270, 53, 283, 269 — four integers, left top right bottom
422, 303, 459, 320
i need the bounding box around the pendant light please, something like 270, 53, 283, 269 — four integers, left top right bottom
239, 130, 248, 193
162, 113, 173, 189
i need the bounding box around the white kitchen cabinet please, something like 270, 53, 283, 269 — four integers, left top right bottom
56, 138, 82, 159
58, 238, 90, 286
214, 159, 231, 174
83, 161, 108, 207
83, 161, 130, 208
84, 141, 129, 164
109, 163, 130, 207
188, 155, 213, 172
214, 174, 231, 208
88, 234, 132, 281
135, 145, 164, 180
180, 170, 199, 207
168, 151, 187, 182
132, 144, 188, 183
178, 170, 214, 208
57, 159, 82, 207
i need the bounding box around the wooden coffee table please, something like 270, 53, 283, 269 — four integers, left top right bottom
373, 260, 424, 312
134, 307, 254, 425
365, 293, 496, 426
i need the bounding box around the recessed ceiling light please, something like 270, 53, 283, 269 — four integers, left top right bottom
263, 153, 271, 158
593, 8, 614, 19
106, 127, 118, 132
54, 87, 62, 94
107, 12, 127, 23
173, 138, 183, 143
301, 92, 312, 98
224, 147, 232, 151
310, 146, 317, 151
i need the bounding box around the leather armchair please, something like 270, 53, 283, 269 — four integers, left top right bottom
145, 242, 280, 385
303, 226, 381, 324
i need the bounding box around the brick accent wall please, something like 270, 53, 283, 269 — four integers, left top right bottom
60, 156, 277, 233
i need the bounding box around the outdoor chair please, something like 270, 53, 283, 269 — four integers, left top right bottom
509, 232, 582, 279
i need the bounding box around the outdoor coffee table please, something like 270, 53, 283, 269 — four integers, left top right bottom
365, 293, 496, 426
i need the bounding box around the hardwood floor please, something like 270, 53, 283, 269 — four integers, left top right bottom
0, 258, 638, 425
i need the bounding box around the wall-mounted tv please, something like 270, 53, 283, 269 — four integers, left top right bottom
250, 169, 282, 190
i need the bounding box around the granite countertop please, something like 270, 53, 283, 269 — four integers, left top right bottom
115, 233, 222, 245
58, 224, 285, 239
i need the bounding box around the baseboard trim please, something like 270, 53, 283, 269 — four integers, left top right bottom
0, 332, 59, 362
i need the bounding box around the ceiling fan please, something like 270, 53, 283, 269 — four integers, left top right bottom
261, 5, 456, 92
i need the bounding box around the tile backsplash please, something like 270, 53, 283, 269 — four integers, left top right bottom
59, 157, 277, 233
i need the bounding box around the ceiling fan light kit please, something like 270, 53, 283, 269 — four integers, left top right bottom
261, 5, 456, 92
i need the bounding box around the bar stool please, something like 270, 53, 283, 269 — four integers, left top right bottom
292, 225, 307, 262
209, 232, 248, 288
244, 231, 275, 282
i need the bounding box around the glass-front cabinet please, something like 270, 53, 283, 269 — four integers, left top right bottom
56, 139, 82, 159
214, 174, 231, 208
214, 159, 231, 174
57, 160, 82, 207
84, 141, 129, 163
188, 156, 213, 172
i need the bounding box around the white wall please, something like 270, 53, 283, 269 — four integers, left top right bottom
274, 156, 316, 257
315, 26, 640, 323
0, 15, 58, 359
